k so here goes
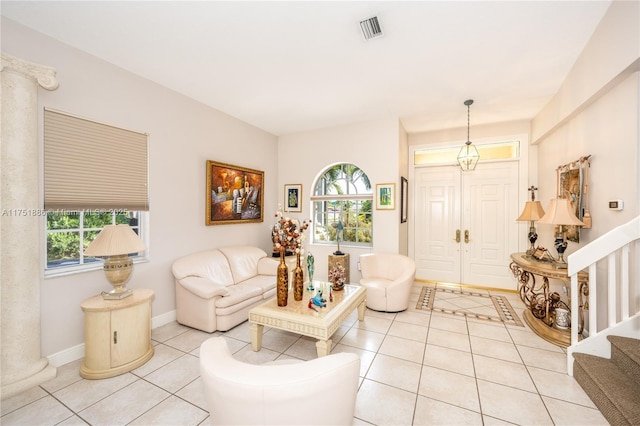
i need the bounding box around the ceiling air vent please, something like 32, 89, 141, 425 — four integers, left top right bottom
360, 16, 383, 41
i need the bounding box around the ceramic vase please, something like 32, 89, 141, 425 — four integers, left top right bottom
277, 251, 289, 306
555, 308, 570, 329
293, 253, 304, 301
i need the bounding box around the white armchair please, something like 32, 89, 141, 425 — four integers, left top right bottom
359, 252, 416, 312
199, 337, 360, 426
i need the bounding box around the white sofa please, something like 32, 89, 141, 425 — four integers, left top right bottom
359, 252, 416, 312
200, 336, 360, 425
171, 246, 278, 332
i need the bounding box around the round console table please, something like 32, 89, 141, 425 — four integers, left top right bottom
509, 253, 588, 347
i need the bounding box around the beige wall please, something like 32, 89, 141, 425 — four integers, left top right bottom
2, 18, 278, 358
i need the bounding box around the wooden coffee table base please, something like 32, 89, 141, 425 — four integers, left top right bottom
249, 282, 366, 357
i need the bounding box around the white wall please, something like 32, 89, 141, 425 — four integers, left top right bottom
277, 118, 402, 283
398, 123, 409, 256
2, 18, 278, 358
531, 0, 639, 316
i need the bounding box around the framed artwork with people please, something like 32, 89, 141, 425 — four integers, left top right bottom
206, 160, 264, 225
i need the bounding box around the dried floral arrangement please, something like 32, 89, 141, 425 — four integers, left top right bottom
272, 206, 311, 255
328, 263, 346, 289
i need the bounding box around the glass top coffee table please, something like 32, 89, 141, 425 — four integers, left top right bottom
248, 282, 366, 357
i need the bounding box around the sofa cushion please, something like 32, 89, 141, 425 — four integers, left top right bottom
214, 284, 262, 309
172, 249, 235, 286
219, 246, 268, 284
178, 276, 230, 299
241, 275, 276, 294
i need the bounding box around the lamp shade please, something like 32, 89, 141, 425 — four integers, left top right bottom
538, 198, 585, 226
517, 201, 546, 222
84, 224, 146, 257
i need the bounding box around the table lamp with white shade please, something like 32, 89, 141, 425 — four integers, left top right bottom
537, 198, 584, 269
84, 224, 146, 299
516, 186, 546, 256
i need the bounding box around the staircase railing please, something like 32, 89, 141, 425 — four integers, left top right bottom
567, 215, 640, 375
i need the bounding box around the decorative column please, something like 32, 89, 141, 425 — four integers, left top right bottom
1, 53, 59, 399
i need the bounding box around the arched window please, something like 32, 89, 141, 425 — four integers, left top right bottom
311, 163, 373, 247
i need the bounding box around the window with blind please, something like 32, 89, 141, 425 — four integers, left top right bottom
43, 109, 149, 276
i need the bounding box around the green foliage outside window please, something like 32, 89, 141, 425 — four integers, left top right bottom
46, 211, 140, 268
312, 164, 373, 246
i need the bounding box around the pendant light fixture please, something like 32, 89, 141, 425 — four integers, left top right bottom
457, 99, 480, 171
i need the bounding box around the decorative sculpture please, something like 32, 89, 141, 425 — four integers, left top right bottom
332, 219, 344, 255
310, 290, 326, 308
306, 252, 315, 290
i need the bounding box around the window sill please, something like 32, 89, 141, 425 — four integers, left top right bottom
44, 256, 149, 279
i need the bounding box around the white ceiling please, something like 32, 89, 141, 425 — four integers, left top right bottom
1, 1, 612, 136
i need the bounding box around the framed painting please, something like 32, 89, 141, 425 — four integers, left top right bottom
400, 177, 408, 223
205, 160, 264, 225
376, 183, 395, 210
284, 184, 302, 212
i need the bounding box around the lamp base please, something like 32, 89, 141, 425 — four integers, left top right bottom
102, 288, 133, 300
552, 260, 568, 269
552, 251, 568, 269
103, 254, 134, 300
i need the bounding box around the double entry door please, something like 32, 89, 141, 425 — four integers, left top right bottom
413, 161, 519, 289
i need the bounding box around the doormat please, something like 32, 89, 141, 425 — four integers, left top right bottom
416, 286, 524, 327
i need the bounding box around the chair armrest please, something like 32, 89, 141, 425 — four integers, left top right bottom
177, 276, 229, 299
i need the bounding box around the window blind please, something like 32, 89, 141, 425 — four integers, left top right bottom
44, 108, 149, 211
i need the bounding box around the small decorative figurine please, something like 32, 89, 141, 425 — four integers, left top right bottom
310, 290, 326, 308
332, 220, 345, 255
307, 300, 318, 312
306, 252, 315, 290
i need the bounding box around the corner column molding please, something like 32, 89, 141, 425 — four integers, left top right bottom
1, 53, 59, 399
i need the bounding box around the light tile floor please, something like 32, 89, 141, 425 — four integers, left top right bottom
1, 282, 609, 425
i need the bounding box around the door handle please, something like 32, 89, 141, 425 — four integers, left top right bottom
454, 229, 461, 243
464, 230, 470, 244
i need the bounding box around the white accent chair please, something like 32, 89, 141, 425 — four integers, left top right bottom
199, 337, 360, 425
359, 252, 416, 312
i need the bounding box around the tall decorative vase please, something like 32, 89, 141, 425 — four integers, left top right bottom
277, 251, 289, 307
293, 253, 304, 301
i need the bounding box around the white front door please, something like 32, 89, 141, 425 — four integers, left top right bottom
414, 161, 520, 289
414, 165, 461, 283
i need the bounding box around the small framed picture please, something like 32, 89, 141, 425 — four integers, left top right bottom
284, 184, 302, 212
400, 177, 408, 223
376, 183, 395, 210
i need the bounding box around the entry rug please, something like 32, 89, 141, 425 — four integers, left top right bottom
416, 286, 524, 327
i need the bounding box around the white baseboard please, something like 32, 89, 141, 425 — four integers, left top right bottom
47, 343, 85, 368
151, 309, 177, 329
47, 310, 178, 368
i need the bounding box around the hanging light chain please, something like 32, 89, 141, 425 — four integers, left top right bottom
458, 99, 479, 171
465, 99, 473, 145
